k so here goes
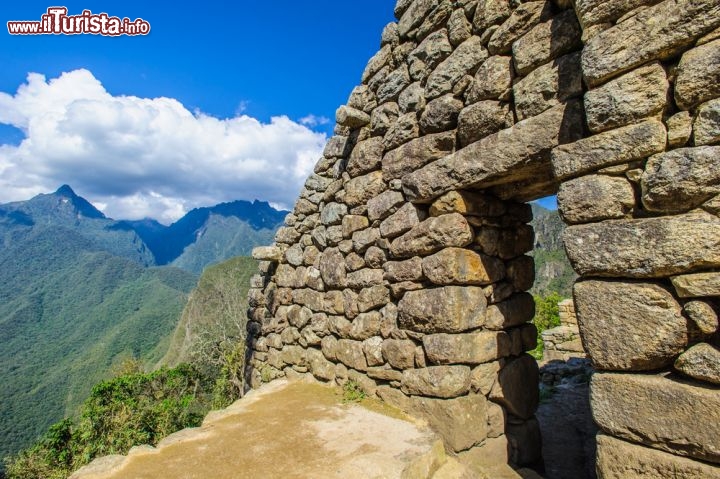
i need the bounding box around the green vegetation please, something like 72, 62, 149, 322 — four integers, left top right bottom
529, 204, 576, 298
529, 292, 563, 360
0, 228, 197, 464
4, 363, 219, 479
341, 380, 367, 404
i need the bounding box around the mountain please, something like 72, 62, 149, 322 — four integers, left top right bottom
529, 204, 576, 298
0, 187, 286, 466
117, 200, 286, 273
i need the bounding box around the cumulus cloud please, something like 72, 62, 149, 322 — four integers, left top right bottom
299, 114, 330, 127
0, 69, 328, 223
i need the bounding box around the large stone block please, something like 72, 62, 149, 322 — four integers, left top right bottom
694, 98, 720, 146
564, 211, 720, 277
408, 29, 453, 81
488, 1, 552, 55
671, 272, 720, 298
484, 293, 535, 330
404, 101, 584, 202
512, 10, 582, 76
489, 354, 539, 420
380, 202, 426, 239
574, 0, 663, 28
457, 100, 513, 147
557, 175, 635, 224
382, 338, 417, 370
423, 331, 512, 365
335, 339, 368, 371
596, 433, 720, 479
410, 394, 489, 452
675, 39, 720, 110
425, 36, 488, 99
582, 0, 720, 87
344, 171, 387, 208
551, 119, 666, 180
318, 248, 346, 288
347, 137, 384, 177
675, 343, 720, 385
429, 190, 506, 217
584, 62, 668, 133
513, 52, 582, 121
574, 280, 687, 370
591, 372, 720, 463
641, 146, 720, 213
401, 365, 471, 398
419, 94, 463, 134
422, 247, 504, 286
390, 213, 473, 258
398, 286, 487, 333
382, 131, 455, 181
466, 55, 514, 103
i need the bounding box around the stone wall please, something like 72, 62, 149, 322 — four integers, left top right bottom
541, 299, 585, 361
247, 0, 720, 475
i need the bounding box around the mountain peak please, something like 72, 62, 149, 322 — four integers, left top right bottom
55, 184, 77, 197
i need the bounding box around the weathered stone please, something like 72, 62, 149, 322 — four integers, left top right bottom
362, 44, 393, 83
506, 256, 535, 292
318, 248, 346, 288
344, 171, 386, 208
281, 345, 305, 366
470, 360, 502, 395
404, 101, 584, 202
641, 146, 720, 213
575, 280, 687, 370
346, 269, 384, 290
675, 343, 720, 385
684, 300, 719, 335
694, 98, 720, 146
401, 365, 471, 398
429, 190, 506, 217
513, 52, 582, 121
475, 225, 534, 260
425, 36, 488, 99
252, 245, 282, 262
422, 247, 504, 285
382, 339, 416, 370
582, 0, 720, 87
383, 257, 424, 282
383, 112, 420, 151
323, 290, 345, 315
352, 227, 381, 253
398, 0, 440, 38
398, 82, 426, 113
380, 202, 426, 239
585, 62, 668, 133
366, 366, 403, 382
371, 102, 400, 136
473, 0, 511, 31
671, 272, 720, 298
284, 244, 304, 267
382, 131, 455, 181
408, 29, 453, 81
347, 137, 383, 178
320, 202, 348, 226
558, 175, 635, 224
592, 372, 720, 463
357, 285, 390, 313
362, 336, 385, 367
448, 8, 471, 46
675, 39, 720, 110
596, 433, 720, 479
512, 10, 582, 76
287, 305, 313, 329
336, 105, 370, 129
467, 55, 514, 103
489, 354, 539, 420
415, 0, 453, 40
488, 1, 552, 55
484, 293, 535, 330
335, 339, 368, 371
294, 198, 316, 216
342, 215, 369, 239
552, 119, 667, 180
420, 94, 464, 134
364, 246, 386, 269
410, 394, 488, 452
348, 311, 383, 341
574, 0, 663, 28
398, 286, 487, 333
348, 85, 377, 113
456, 100, 513, 147
423, 331, 511, 365
377, 65, 411, 104
390, 213, 473, 258
306, 348, 336, 381
667, 111, 693, 147
368, 190, 405, 222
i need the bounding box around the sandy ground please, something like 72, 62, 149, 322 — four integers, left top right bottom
71, 379, 440, 479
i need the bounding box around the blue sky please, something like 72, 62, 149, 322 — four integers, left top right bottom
0, 1, 556, 221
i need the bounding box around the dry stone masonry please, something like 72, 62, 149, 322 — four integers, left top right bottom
247, 0, 720, 476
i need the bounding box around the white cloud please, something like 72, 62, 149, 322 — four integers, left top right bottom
0, 69, 328, 224
299, 114, 330, 127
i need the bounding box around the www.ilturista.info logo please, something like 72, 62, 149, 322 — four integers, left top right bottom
7, 7, 150, 36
